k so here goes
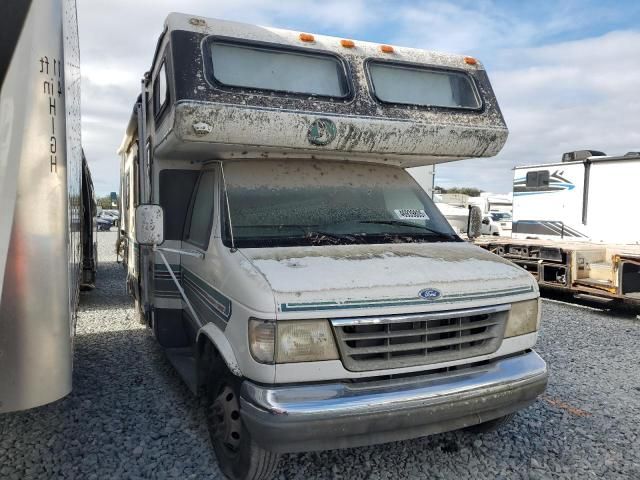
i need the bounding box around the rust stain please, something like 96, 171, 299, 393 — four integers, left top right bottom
541, 395, 592, 417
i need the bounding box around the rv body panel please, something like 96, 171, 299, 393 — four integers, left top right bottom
512, 162, 588, 240
0, 0, 87, 413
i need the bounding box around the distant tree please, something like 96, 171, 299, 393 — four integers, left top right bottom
96, 195, 115, 209
435, 186, 483, 197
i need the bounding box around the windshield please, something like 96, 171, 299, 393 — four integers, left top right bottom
222, 160, 458, 248
490, 212, 512, 221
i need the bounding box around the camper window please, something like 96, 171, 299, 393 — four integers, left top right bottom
367, 61, 481, 109
525, 170, 550, 188
206, 40, 349, 98
184, 170, 216, 250
153, 61, 169, 119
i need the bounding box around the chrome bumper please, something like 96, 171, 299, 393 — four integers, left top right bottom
240, 351, 548, 453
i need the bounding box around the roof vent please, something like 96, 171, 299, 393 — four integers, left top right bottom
561, 150, 607, 162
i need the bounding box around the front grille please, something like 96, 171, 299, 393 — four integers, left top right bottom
331, 306, 509, 372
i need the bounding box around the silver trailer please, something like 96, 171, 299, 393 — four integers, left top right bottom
0, 0, 97, 413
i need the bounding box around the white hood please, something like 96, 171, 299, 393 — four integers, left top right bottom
239, 242, 536, 316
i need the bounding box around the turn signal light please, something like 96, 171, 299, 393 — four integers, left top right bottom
380, 45, 394, 53
299, 33, 315, 42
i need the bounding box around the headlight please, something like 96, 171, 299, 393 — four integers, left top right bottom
504, 298, 540, 338
248, 319, 339, 364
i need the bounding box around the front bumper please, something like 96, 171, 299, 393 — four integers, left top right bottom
240, 350, 548, 453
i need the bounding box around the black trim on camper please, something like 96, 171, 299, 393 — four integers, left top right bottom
364, 58, 484, 112
201, 35, 354, 101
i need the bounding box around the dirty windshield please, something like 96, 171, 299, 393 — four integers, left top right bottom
223, 160, 458, 248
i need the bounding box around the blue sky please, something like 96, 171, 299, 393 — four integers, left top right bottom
78, 0, 640, 194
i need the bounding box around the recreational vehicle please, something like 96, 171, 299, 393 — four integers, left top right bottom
0, 0, 97, 413
477, 150, 640, 305
118, 14, 547, 480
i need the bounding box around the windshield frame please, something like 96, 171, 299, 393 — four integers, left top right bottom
220, 160, 461, 249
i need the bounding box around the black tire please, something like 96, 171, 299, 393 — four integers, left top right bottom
466, 413, 515, 433
205, 358, 280, 480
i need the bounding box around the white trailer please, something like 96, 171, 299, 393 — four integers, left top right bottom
477, 150, 640, 305
0, 0, 97, 413
119, 14, 546, 480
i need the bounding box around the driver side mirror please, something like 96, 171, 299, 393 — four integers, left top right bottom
467, 206, 483, 239
135, 204, 164, 246
482, 218, 490, 225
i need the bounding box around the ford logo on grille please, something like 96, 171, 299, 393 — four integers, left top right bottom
418, 288, 441, 300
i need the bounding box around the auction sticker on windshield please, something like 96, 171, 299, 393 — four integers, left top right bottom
394, 209, 429, 220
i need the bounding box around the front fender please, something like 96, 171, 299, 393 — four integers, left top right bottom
197, 323, 242, 377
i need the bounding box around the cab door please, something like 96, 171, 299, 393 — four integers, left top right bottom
180, 166, 225, 332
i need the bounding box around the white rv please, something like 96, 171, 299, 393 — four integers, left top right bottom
478, 150, 640, 305
0, 0, 97, 413
118, 15, 547, 480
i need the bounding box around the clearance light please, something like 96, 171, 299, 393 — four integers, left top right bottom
340, 39, 355, 48
380, 45, 394, 53
464, 56, 478, 65
299, 33, 315, 42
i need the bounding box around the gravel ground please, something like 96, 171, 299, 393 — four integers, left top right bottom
1, 231, 639, 479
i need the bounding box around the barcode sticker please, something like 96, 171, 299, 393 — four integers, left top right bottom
394, 209, 429, 220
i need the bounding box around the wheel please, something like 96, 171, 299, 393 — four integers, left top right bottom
466, 413, 515, 433
205, 363, 280, 480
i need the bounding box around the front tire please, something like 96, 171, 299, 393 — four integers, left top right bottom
205, 364, 280, 480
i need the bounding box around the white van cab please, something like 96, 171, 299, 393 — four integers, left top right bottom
118, 14, 547, 480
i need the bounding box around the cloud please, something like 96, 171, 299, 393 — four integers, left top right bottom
76, 1, 640, 195
435, 29, 640, 192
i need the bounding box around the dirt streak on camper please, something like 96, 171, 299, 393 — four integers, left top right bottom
118, 14, 547, 480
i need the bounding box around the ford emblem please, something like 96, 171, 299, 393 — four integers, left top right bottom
418, 288, 441, 300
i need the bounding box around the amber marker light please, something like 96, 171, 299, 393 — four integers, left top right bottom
340, 39, 355, 48
299, 33, 315, 42
464, 56, 478, 65
380, 45, 394, 53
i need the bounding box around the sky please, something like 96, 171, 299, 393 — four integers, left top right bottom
77, 0, 640, 195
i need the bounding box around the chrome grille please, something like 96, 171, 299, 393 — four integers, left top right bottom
331, 305, 509, 372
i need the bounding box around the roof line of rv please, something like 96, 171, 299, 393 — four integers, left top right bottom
514, 152, 640, 170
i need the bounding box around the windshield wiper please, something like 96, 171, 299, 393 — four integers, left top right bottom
358, 220, 457, 240
305, 230, 367, 245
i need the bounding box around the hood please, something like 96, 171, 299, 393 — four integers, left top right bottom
239, 242, 536, 316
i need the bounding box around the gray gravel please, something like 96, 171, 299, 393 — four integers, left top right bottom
1, 231, 639, 479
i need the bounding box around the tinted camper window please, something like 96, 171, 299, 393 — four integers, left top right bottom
208, 41, 349, 98
368, 61, 480, 109
526, 170, 550, 188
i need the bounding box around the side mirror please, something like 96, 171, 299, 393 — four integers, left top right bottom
135, 204, 164, 246
482, 218, 490, 225
467, 206, 483, 239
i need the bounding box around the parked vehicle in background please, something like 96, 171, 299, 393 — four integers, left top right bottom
481, 212, 512, 236
118, 15, 547, 480
96, 216, 112, 231
476, 150, 640, 306
0, 0, 97, 413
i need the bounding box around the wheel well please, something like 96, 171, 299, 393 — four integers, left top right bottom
196, 336, 227, 395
